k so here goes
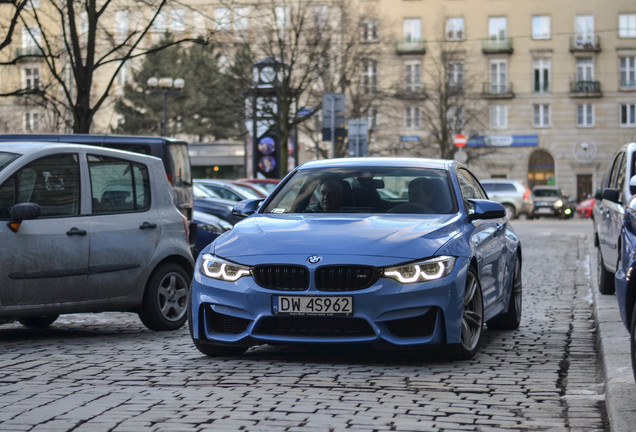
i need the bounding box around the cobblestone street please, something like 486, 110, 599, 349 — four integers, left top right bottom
0, 220, 609, 431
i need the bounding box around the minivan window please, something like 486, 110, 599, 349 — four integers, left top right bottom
0, 153, 80, 219
166, 143, 191, 187
0, 151, 19, 172
88, 154, 150, 214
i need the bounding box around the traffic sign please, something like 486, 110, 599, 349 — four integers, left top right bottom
454, 134, 467, 148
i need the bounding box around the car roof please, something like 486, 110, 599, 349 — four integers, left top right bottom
0, 140, 162, 163
0, 133, 187, 147
296, 157, 453, 170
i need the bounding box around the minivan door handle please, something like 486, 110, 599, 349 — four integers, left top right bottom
66, 227, 87, 236
139, 222, 157, 230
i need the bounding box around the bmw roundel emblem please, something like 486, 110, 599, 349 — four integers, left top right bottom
307, 255, 322, 264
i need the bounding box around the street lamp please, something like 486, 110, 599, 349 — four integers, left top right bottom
147, 76, 185, 137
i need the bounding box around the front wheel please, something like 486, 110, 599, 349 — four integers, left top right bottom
18, 315, 59, 328
447, 269, 484, 360
139, 262, 190, 331
597, 249, 615, 295
630, 302, 636, 384
487, 254, 522, 330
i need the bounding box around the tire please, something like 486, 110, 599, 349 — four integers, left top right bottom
18, 315, 59, 328
187, 288, 246, 357
597, 248, 616, 295
447, 269, 484, 360
138, 262, 190, 331
487, 254, 522, 330
503, 204, 516, 220
631, 302, 636, 384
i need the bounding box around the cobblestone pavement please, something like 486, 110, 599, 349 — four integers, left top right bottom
0, 220, 608, 431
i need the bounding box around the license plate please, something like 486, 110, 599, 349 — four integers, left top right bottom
537, 208, 552, 214
272, 295, 353, 316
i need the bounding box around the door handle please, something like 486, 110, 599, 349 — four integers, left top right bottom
139, 222, 157, 230
66, 227, 87, 236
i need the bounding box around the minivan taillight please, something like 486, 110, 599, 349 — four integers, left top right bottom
523, 188, 531, 200
166, 173, 174, 185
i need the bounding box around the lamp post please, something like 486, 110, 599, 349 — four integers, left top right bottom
147, 76, 185, 137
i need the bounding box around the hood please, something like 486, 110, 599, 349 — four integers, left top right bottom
211, 213, 464, 264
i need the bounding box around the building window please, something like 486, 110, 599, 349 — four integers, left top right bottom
25, 0, 39, 9
274, 6, 289, 32
362, 59, 378, 93
215, 8, 231, 31
234, 8, 249, 33
576, 57, 594, 81
533, 58, 551, 93
403, 18, 422, 42
575, 14, 594, 47
25, 111, 40, 131
23, 67, 39, 90
361, 18, 378, 42
621, 104, 636, 126
117, 61, 130, 87
619, 14, 636, 38
80, 11, 89, 34
366, 107, 379, 128
532, 15, 550, 39
446, 17, 464, 41
577, 104, 594, 127
153, 10, 167, 31
448, 106, 465, 131
170, 9, 185, 32
490, 105, 507, 129
21, 26, 41, 48
488, 17, 507, 41
115, 10, 129, 34
490, 59, 508, 93
533, 104, 550, 128
405, 106, 421, 129
404, 61, 421, 92
448, 61, 464, 91
620, 56, 636, 89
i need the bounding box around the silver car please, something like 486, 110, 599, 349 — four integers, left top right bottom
0, 141, 194, 330
480, 179, 533, 219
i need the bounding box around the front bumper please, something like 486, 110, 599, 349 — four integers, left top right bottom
190, 257, 470, 349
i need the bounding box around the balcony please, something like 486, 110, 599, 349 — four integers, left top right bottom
569, 80, 602, 98
396, 39, 426, 55
482, 38, 513, 54
569, 35, 601, 53
481, 82, 515, 99
15, 46, 44, 59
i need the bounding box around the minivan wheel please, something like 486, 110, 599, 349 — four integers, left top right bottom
503, 204, 516, 220
139, 263, 190, 331
597, 249, 616, 295
18, 315, 59, 328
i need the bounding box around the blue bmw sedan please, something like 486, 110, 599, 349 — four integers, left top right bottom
189, 158, 522, 360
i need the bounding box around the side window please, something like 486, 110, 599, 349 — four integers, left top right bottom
457, 168, 487, 214
0, 153, 80, 219
609, 152, 625, 189
616, 154, 627, 202
88, 154, 150, 214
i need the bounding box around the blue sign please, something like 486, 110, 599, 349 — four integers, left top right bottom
400, 136, 420, 142
467, 135, 538, 147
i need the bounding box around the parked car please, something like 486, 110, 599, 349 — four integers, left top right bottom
576, 197, 595, 218
0, 134, 196, 253
194, 179, 262, 202
189, 157, 522, 360
193, 210, 232, 257
614, 194, 636, 383
480, 179, 533, 219
594, 143, 636, 295
238, 178, 280, 195
0, 141, 194, 330
530, 186, 575, 219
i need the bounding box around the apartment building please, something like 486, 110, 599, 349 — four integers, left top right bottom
1, 1, 635, 200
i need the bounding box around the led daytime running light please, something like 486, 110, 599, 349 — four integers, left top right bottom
383, 256, 455, 284
201, 254, 251, 281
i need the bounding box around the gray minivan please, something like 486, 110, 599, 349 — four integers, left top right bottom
0, 141, 194, 330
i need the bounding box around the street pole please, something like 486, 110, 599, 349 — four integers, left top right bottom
330, 96, 336, 159
162, 91, 168, 137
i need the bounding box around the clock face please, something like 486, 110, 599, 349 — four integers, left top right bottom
260, 66, 276, 83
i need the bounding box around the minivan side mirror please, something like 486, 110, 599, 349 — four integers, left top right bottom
8, 202, 41, 232
602, 188, 620, 204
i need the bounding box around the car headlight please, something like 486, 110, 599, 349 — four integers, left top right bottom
554, 199, 563, 208
200, 254, 251, 281
383, 256, 456, 284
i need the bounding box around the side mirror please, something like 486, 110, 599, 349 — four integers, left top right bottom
594, 188, 603, 201
602, 188, 620, 204
8, 202, 41, 233
232, 198, 264, 219
467, 199, 506, 221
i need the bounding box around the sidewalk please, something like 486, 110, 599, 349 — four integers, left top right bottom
589, 239, 636, 431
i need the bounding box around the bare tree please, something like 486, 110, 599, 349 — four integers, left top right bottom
0, 0, 28, 52
4, 0, 204, 133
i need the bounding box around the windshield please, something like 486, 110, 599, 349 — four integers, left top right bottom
262, 167, 456, 215
0, 151, 19, 172
533, 188, 560, 198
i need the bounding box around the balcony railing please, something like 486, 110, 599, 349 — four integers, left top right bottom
15, 46, 44, 58
396, 39, 426, 55
569, 80, 602, 97
481, 82, 515, 99
569, 35, 601, 52
482, 38, 513, 54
